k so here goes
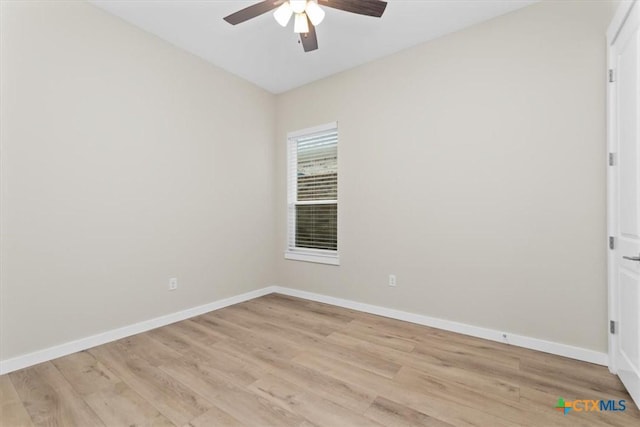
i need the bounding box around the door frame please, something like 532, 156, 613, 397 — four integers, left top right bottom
607, 0, 638, 374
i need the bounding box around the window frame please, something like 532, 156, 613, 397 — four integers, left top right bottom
285, 122, 339, 266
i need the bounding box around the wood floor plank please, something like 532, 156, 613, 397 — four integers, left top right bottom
145, 325, 264, 384
83, 381, 175, 427
259, 293, 356, 324
146, 320, 224, 358
394, 365, 565, 427
239, 299, 339, 337
249, 373, 385, 427
211, 307, 403, 379
116, 333, 184, 367
8, 362, 104, 426
293, 350, 516, 427
158, 358, 305, 426
191, 313, 300, 360
206, 309, 328, 353
249, 348, 378, 414
52, 350, 120, 396
2, 293, 638, 427
410, 340, 521, 376
215, 303, 335, 342
340, 324, 418, 353
363, 396, 455, 427
327, 330, 520, 402
0, 375, 34, 427
502, 359, 635, 404
519, 354, 628, 395
173, 318, 230, 343
184, 405, 246, 427
245, 295, 352, 327
89, 342, 211, 426
348, 317, 521, 370
151, 331, 266, 387
147, 326, 205, 355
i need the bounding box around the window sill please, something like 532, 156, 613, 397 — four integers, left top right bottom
285, 251, 340, 266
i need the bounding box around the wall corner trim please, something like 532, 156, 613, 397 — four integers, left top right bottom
0, 284, 607, 374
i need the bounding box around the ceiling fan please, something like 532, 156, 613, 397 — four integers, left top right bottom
223, 0, 388, 53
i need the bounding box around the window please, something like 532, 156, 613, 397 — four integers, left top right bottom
286, 122, 339, 265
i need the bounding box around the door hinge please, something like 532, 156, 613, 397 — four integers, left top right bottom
609, 236, 615, 250
610, 320, 616, 334
609, 69, 615, 83
609, 152, 615, 166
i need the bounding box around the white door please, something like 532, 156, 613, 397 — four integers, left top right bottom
608, 0, 640, 409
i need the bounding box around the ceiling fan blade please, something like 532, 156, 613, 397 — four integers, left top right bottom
318, 0, 387, 18
318, 0, 387, 17
223, 1, 284, 25
299, 18, 318, 52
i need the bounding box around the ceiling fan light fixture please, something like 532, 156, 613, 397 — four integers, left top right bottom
305, 1, 325, 26
273, 2, 293, 26
293, 12, 309, 33
290, 0, 307, 14
223, 0, 388, 53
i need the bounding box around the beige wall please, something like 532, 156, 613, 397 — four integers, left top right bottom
275, 0, 617, 352
0, 1, 276, 360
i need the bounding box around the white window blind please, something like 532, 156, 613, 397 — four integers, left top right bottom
286, 122, 338, 265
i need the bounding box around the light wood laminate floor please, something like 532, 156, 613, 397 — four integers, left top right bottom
1, 293, 639, 426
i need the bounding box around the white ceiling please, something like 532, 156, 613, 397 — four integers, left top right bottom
90, 0, 536, 94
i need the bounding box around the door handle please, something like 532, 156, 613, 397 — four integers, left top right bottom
623, 254, 640, 262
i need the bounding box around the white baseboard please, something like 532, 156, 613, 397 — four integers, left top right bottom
272, 286, 609, 366
0, 286, 277, 375
0, 284, 608, 374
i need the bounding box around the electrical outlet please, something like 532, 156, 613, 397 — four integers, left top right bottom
169, 277, 178, 291
389, 274, 396, 287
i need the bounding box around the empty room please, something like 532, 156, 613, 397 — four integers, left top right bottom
1, 0, 640, 425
